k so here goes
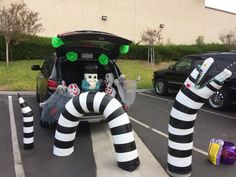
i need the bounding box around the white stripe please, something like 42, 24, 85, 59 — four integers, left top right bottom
103, 98, 122, 118
23, 137, 34, 144
19, 97, 24, 104
79, 92, 89, 113
168, 124, 194, 136
116, 149, 138, 162
65, 99, 83, 117
190, 68, 199, 79
23, 126, 33, 133
176, 90, 203, 109
108, 113, 130, 129
112, 132, 135, 144
23, 116, 33, 122
55, 131, 76, 142
21, 106, 31, 114
93, 92, 106, 112
170, 108, 197, 122
199, 86, 214, 98
209, 81, 221, 90
53, 146, 74, 156
58, 115, 79, 128
168, 140, 193, 151
167, 154, 192, 167
184, 78, 209, 99
8, 96, 26, 177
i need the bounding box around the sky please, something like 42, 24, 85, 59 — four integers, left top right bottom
205, 0, 236, 14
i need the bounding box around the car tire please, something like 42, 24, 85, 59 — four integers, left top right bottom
154, 79, 168, 95
207, 89, 230, 111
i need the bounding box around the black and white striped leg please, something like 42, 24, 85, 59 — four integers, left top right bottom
53, 92, 140, 171
18, 94, 34, 150
167, 57, 232, 176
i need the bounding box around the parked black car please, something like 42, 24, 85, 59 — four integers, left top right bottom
31, 30, 133, 114
153, 52, 236, 111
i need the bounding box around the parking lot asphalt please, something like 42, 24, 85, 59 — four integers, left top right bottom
0, 93, 168, 177
128, 90, 236, 177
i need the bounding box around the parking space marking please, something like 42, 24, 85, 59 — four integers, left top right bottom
138, 92, 236, 120
129, 116, 208, 156
8, 96, 25, 177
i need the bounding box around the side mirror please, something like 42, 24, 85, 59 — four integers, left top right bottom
31, 65, 41, 71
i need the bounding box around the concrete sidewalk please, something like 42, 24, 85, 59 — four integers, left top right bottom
90, 122, 169, 177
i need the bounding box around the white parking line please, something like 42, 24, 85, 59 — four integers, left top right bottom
138, 92, 236, 120
8, 96, 26, 177
129, 116, 208, 156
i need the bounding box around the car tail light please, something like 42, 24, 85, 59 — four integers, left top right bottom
47, 79, 58, 90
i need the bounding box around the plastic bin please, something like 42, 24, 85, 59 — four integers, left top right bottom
123, 80, 137, 107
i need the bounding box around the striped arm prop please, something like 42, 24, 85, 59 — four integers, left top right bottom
53, 92, 140, 171
167, 58, 232, 176
18, 94, 34, 150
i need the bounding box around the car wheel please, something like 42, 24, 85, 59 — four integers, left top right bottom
207, 89, 230, 111
154, 79, 168, 95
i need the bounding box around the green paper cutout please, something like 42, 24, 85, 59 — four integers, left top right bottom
51, 37, 64, 48
98, 54, 109, 65
66, 51, 78, 62
119, 45, 129, 54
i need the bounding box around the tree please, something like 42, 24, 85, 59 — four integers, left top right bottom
141, 26, 164, 65
219, 28, 236, 50
0, 3, 42, 66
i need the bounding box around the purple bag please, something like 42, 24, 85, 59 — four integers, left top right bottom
221, 141, 236, 164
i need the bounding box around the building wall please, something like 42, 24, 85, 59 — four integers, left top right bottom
1, 0, 236, 44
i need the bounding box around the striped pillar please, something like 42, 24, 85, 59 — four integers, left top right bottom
53, 92, 140, 171
167, 58, 232, 176
18, 94, 34, 150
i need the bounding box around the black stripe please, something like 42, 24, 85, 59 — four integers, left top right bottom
173, 100, 198, 114
72, 96, 86, 114
167, 163, 192, 175
114, 141, 136, 153
54, 139, 74, 149
110, 123, 132, 135
117, 157, 140, 172
62, 109, 79, 122
56, 124, 77, 134
86, 92, 96, 112
24, 132, 34, 138
206, 84, 218, 92
169, 133, 193, 143
188, 75, 196, 83
22, 111, 33, 117
168, 147, 192, 158
181, 86, 207, 103
20, 102, 28, 108
213, 80, 223, 86
99, 94, 113, 114
24, 143, 34, 150
23, 121, 33, 127
106, 107, 125, 122
169, 116, 195, 129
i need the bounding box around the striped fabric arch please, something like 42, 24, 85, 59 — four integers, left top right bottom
53, 92, 140, 171
167, 58, 232, 176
